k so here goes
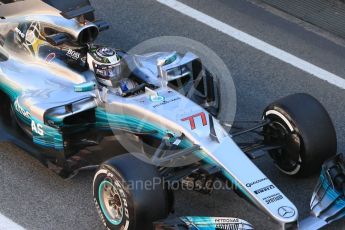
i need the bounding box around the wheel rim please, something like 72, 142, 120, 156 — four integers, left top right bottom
264, 114, 302, 175
98, 180, 124, 225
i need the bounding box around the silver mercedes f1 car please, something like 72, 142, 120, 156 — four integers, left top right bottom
0, 0, 344, 229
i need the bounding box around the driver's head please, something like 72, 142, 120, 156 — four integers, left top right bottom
87, 46, 122, 87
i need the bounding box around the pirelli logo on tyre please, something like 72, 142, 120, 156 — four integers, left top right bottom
254, 185, 275, 194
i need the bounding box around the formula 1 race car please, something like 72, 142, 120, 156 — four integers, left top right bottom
0, 0, 344, 230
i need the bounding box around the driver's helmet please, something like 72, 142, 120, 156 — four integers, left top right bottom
87, 46, 122, 87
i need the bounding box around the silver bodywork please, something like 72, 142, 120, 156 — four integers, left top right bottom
299, 155, 345, 230
0, 0, 298, 228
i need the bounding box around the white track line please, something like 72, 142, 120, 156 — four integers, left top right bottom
157, 0, 345, 89
0, 214, 25, 230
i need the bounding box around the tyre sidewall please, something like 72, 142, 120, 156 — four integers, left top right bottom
93, 166, 135, 230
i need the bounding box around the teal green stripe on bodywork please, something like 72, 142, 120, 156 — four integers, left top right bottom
181, 216, 217, 229
10, 96, 64, 150
31, 117, 64, 150
321, 170, 345, 207
95, 108, 194, 149
13, 109, 31, 125
95, 108, 166, 136
0, 83, 20, 101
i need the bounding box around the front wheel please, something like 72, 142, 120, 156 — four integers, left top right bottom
93, 154, 172, 230
263, 93, 337, 177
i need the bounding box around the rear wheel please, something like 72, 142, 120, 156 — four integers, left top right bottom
93, 154, 172, 230
263, 93, 337, 177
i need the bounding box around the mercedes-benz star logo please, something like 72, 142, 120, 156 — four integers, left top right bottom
278, 206, 295, 218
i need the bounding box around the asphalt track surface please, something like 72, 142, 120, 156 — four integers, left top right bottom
1, 0, 345, 229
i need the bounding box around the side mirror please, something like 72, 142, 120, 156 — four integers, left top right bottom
157, 58, 167, 78
156, 52, 178, 86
